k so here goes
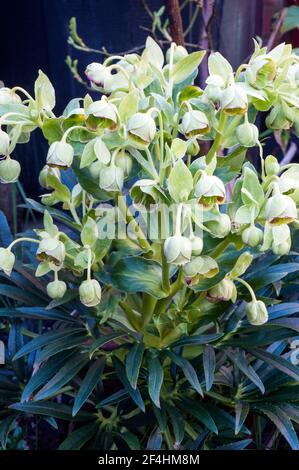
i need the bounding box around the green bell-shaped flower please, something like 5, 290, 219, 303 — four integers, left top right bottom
0, 87, 21, 105
190, 235, 203, 256
47, 279, 67, 299
246, 300, 268, 326
242, 225, 263, 247
47, 141, 74, 169
265, 155, 280, 176
79, 279, 102, 307
164, 235, 192, 266
207, 278, 237, 302
0, 129, 9, 156
86, 97, 119, 130
195, 173, 226, 206
180, 110, 210, 138
127, 112, 156, 146
0, 157, 21, 183
0, 248, 15, 276
99, 164, 124, 192
205, 213, 231, 238
37, 236, 65, 267
265, 193, 297, 225
235, 122, 259, 147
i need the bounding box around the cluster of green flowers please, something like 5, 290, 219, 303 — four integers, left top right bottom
0, 37, 299, 328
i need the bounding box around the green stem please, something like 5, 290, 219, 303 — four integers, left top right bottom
161, 248, 170, 293
8, 237, 39, 251
235, 277, 256, 301
141, 293, 157, 329
119, 300, 141, 331
69, 203, 81, 226
116, 194, 152, 252
205, 112, 227, 164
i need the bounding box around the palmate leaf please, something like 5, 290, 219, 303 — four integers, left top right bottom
72, 358, 105, 416
58, 422, 98, 450
147, 352, 164, 408
166, 350, 203, 396
180, 397, 218, 434
125, 342, 144, 390
249, 348, 299, 382
33, 354, 89, 401
235, 402, 250, 435
226, 350, 265, 394
13, 327, 84, 359
256, 403, 299, 450
203, 345, 216, 391
10, 401, 94, 421
21, 350, 77, 402
112, 356, 145, 412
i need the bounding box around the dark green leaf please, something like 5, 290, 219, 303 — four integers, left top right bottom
125, 342, 144, 389
147, 352, 164, 408
72, 359, 105, 416
112, 357, 145, 412
203, 345, 215, 391
166, 351, 203, 396
58, 422, 98, 450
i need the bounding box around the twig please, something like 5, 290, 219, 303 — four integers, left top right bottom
166, 0, 185, 45
267, 8, 286, 51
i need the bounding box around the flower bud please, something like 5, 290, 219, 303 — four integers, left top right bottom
265, 155, 280, 176
79, 279, 102, 307
39, 165, 61, 189
37, 237, 65, 267
85, 63, 108, 87
99, 164, 124, 192
272, 238, 291, 256
183, 255, 218, 285
187, 140, 200, 156
115, 149, 133, 176
127, 112, 156, 145
245, 57, 276, 87
235, 122, 259, 147
242, 225, 263, 247
166, 45, 188, 64
0, 248, 15, 276
0, 87, 21, 105
89, 161, 104, 179
205, 213, 231, 238
246, 300, 268, 326
221, 85, 248, 115
47, 141, 74, 169
180, 110, 209, 138
195, 173, 226, 206
86, 98, 118, 130
0, 158, 21, 183
47, 280, 67, 299
207, 278, 237, 302
41, 193, 59, 206
164, 235, 192, 265
190, 235, 203, 256
265, 193, 297, 225
0, 130, 10, 156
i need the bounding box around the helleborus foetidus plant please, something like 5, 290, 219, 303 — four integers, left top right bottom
1, 38, 299, 338
1, 37, 299, 450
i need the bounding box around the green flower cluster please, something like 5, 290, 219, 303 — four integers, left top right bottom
0, 37, 299, 329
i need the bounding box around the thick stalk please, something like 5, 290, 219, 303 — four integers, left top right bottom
205, 112, 227, 164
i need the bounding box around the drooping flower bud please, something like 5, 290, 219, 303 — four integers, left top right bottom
79, 279, 102, 307
0, 248, 15, 276
265, 193, 297, 225
246, 300, 268, 326
187, 139, 200, 156
0, 157, 21, 183
47, 141, 74, 169
0, 87, 21, 105
89, 161, 104, 180
180, 110, 210, 138
127, 112, 156, 146
221, 85, 248, 115
272, 238, 291, 256
242, 225, 263, 247
207, 278, 237, 302
47, 280, 67, 299
86, 98, 118, 130
164, 235, 192, 266
85, 63, 108, 87
194, 173, 226, 206
39, 165, 61, 189
99, 164, 124, 192
205, 213, 231, 238
265, 155, 280, 176
235, 122, 259, 147
37, 237, 65, 267
190, 235, 203, 256
183, 255, 218, 285
115, 149, 133, 176
0, 129, 10, 156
